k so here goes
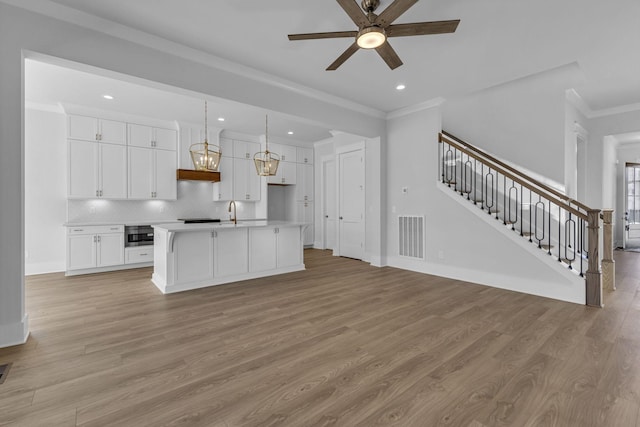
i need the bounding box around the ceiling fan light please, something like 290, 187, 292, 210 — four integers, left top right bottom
357, 27, 386, 49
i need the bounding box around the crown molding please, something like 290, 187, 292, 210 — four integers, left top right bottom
386, 97, 445, 120
566, 88, 640, 119
3, 0, 385, 119
25, 101, 64, 114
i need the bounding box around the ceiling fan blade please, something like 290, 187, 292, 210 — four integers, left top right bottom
375, 41, 403, 70
326, 42, 360, 71
375, 0, 418, 27
288, 30, 358, 41
336, 0, 369, 28
386, 20, 460, 37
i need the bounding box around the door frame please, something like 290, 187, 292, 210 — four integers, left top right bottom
335, 141, 366, 259
623, 162, 640, 249
319, 154, 336, 252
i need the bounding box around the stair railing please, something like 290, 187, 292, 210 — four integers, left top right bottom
439, 131, 611, 307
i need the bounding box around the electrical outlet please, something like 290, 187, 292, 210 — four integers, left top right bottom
159, 206, 165, 213
89, 206, 96, 214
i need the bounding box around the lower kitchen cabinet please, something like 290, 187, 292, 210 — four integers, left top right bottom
296, 201, 314, 247
173, 231, 214, 284
213, 228, 248, 277
66, 225, 125, 273
249, 226, 301, 272
125, 246, 154, 264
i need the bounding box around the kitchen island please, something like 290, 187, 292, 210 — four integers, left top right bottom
152, 221, 306, 294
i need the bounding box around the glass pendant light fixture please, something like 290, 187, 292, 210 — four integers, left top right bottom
189, 101, 221, 172
254, 114, 280, 176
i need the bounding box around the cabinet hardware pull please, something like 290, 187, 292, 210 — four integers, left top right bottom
96, 190, 99, 197
140, 253, 147, 256
98, 236, 101, 242
93, 236, 97, 242
74, 229, 83, 231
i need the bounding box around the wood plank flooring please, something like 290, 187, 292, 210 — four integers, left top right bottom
1, 249, 640, 426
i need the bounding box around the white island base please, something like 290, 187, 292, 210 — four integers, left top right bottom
152, 221, 306, 294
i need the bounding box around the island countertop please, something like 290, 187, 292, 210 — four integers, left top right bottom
152, 220, 307, 233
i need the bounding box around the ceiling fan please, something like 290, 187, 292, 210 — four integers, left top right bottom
288, 0, 460, 71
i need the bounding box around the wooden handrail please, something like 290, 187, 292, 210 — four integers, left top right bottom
439, 133, 588, 221
441, 131, 592, 213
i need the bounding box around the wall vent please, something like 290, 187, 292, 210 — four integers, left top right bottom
399, 215, 425, 259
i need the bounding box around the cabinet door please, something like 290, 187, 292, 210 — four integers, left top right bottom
295, 163, 313, 201
97, 233, 124, 267
174, 231, 214, 283
213, 156, 234, 201
99, 143, 127, 199
68, 115, 98, 141
68, 139, 98, 198
219, 137, 234, 158
233, 158, 249, 201
154, 128, 177, 151
233, 140, 260, 160
281, 161, 297, 185
297, 201, 314, 246
297, 147, 313, 165
128, 147, 154, 199
154, 149, 177, 200
249, 228, 277, 272
214, 229, 248, 277
246, 160, 261, 201
67, 234, 97, 270
277, 227, 302, 268
99, 119, 127, 145
128, 123, 154, 148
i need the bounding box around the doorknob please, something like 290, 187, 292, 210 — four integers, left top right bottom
325, 215, 329, 218
339, 216, 343, 220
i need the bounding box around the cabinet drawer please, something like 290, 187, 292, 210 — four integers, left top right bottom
125, 247, 154, 264
68, 225, 124, 235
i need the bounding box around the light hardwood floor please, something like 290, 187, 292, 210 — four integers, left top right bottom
1, 249, 640, 426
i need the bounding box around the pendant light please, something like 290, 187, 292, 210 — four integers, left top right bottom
254, 114, 280, 176
189, 101, 221, 172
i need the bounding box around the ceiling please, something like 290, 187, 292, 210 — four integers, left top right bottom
19, 0, 640, 139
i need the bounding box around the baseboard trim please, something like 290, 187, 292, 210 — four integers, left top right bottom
25, 261, 65, 276
0, 314, 29, 349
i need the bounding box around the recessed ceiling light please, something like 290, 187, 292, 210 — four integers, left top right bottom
396, 84, 406, 91
103, 94, 114, 100
288, 131, 294, 135
217, 117, 225, 122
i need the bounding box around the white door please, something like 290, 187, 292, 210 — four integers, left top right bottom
624, 163, 640, 249
297, 201, 314, 246
323, 159, 336, 251
174, 231, 214, 283
68, 115, 98, 141
154, 128, 177, 151
67, 234, 97, 270
213, 156, 234, 201
247, 160, 261, 201
128, 123, 154, 148
98, 119, 127, 145
214, 229, 249, 277
338, 149, 365, 260
97, 233, 124, 267
154, 149, 177, 200
99, 143, 127, 199
68, 140, 98, 198
233, 158, 249, 201
249, 228, 277, 271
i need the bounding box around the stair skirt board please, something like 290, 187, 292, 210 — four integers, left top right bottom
398, 215, 425, 260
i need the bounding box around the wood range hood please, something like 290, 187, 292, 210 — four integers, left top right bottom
176, 169, 220, 182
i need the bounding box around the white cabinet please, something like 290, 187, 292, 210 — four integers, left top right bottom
297, 201, 314, 246
68, 139, 127, 199
125, 247, 154, 264
128, 146, 177, 200
66, 225, 124, 272
233, 140, 260, 160
268, 160, 297, 185
233, 158, 261, 201
295, 163, 314, 201
249, 226, 301, 272
213, 156, 234, 201
173, 231, 214, 284
128, 124, 177, 151
219, 137, 234, 157
270, 143, 297, 163
297, 147, 314, 165
68, 115, 126, 145
213, 228, 248, 277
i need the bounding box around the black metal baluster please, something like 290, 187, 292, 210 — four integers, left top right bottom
558, 204, 561, 262
495, 171, 500, 220
508, 181, 518, 230
547, 199, 552, 255
535, 196, 545, 248
564, 215, 576, 270
474, 159, 478, 204
481, 163, 485, 210
485, 169, 494, 215
520, 185, 524, 236
529, 190, 533, 242
445, 147, 454, 186
579, 218, 584, 277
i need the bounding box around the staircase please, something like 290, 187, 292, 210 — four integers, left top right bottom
438, 131, 615, 307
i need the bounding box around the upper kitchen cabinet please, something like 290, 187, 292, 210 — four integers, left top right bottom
296, 147, 314, 165
233, 139, 260, 160
219, 137, 234, 158
68, 137, 127, 199
68, 115, 126, 145
295, 163, 313, 201
128, 146, 177, 200
213, 156, 234, 201
269, 143, 297, 163
268, 160, 296, 185
233, 157, 261, 201
128, 123, 177, 151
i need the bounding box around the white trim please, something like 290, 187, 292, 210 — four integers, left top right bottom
567, 88, 640, 119
319, 154, 336, 251
0, 314, 29, 349
25, 101, 64, 114
566, 89, 592, 118
574, 121, 589, 139
335, 140, 366, 155
25, 261, 65, 276
10, 2, 385, 119
65, 262, 153, 276
386, 97, 445, 120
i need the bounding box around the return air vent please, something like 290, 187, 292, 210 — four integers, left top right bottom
0, 363, 11, 385
399, 215, 425, 259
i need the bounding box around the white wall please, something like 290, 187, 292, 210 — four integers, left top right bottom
0, 2, 387, 347
25, 108, 67, 275
564, 96, 591, 200
385, 105, 584, 304
443, 63, 584, 184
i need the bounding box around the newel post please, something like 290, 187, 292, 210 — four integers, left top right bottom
601, 209, 615, 292
586, 209, 603, 307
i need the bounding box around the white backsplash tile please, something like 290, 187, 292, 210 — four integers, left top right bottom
67, 181, 256, 224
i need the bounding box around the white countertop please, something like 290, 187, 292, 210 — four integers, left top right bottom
64, 220, 182, 227
152, 220, 307, 232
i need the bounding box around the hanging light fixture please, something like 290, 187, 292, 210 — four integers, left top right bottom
189, 101, 221, 172
254, 114, 280, 176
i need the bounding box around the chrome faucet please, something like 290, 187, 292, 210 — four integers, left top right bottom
228, 200, 237, 225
